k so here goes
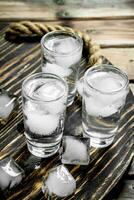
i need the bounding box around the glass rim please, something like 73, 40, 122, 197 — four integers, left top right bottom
22, 72, 68, 102
41, 30, 83, 56
84, 64, 129, 95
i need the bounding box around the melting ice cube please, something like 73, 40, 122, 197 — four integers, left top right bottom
54, 37, 78, 53
25, 110, 60, 135
42, 62, 72, 78
45, 36, 82, 68
55, 37, 82, 68
85, 96, 118, 117
61, 136, 90, 165
35, 77, 67, 114
42, 165, 76, 197
0, 89, 18, 124
34, 80, 66, 101
24, 77, 67, 115
0, 157, 24, 190
35, 81, 67, 114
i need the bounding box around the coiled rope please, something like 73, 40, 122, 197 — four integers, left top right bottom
5, 21, 102, 66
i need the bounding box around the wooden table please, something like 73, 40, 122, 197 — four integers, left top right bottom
0, 1, 134, 199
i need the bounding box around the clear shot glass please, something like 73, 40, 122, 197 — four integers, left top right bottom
22, 73, 68, 157
41, 30, 83, 106
82, 65, 129, 148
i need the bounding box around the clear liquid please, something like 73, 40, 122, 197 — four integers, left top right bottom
23, 76, 67, 157
24, 114, 64, 157
82, 69, 128, 148
82, 99, 119, 147
41, 36, 82, 106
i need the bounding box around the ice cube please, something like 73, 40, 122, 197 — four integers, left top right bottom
76, 77, 84, 96
42, 165, 76, 197
85, 96, 118, 117
0, 94, 14, 119
34, 79, 67, 114
34, 80, 66, 101
42, 99, 66, 115
54, 37, 78, 54
89, 88, 128, 112
25, 97, 66, 117
24, 101, 38, 114
24, 77, 67, 115
25, 110, 60, 135
0, 157, 24, 190
84, 70, 128, 117
61, 136, 90, 165
88, 71, 125, 92
56, 52, 81, 68
0, 89, 18, 124
26, 81, 67, 115
51, 37, 82, 68
42, 62, 72, 78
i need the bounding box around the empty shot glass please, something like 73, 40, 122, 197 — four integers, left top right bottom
41, 30, 83, 106
22, 73, 68, 158
82, 65, 129, 148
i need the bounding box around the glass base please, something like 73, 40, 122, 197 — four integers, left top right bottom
83, 131, 115, 148
26, 141, 60, 158
90, 136, 114, 148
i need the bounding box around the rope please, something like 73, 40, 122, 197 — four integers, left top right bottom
5, 21, 102, 66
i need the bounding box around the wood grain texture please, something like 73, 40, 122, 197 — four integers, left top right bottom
0, 22, 134, 199
128, 157, 134, 176
103, 176, 134, 200
102, 48, 134, 79
1, 23, 134, 77
0, 0, 134, 21
115, 180, 134, 199
3, 19, 134, 47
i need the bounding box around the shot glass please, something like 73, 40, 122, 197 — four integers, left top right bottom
41, 30, 83, 106
22, 73, 68, 157
82, 65, 129, 148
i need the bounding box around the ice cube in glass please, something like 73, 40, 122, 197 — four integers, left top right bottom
82, 65, 129, 148
41, 31, 83, 106
61, 136, 90, 165
22, 73, 68, 158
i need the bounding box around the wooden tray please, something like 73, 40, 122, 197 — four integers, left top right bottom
0, 24, 134, 200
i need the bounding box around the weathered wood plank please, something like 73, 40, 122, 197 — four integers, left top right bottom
103, 175, 134, 200
102, 48, 134, 79
2, 19, 134, 47
0, 24, 134, 93
62, 19, 134, 48
116, 180, 134, 199
0, 22, 133, 200
0, 0, 134, 20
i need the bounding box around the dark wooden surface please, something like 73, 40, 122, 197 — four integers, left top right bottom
0, 1, 134, 199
